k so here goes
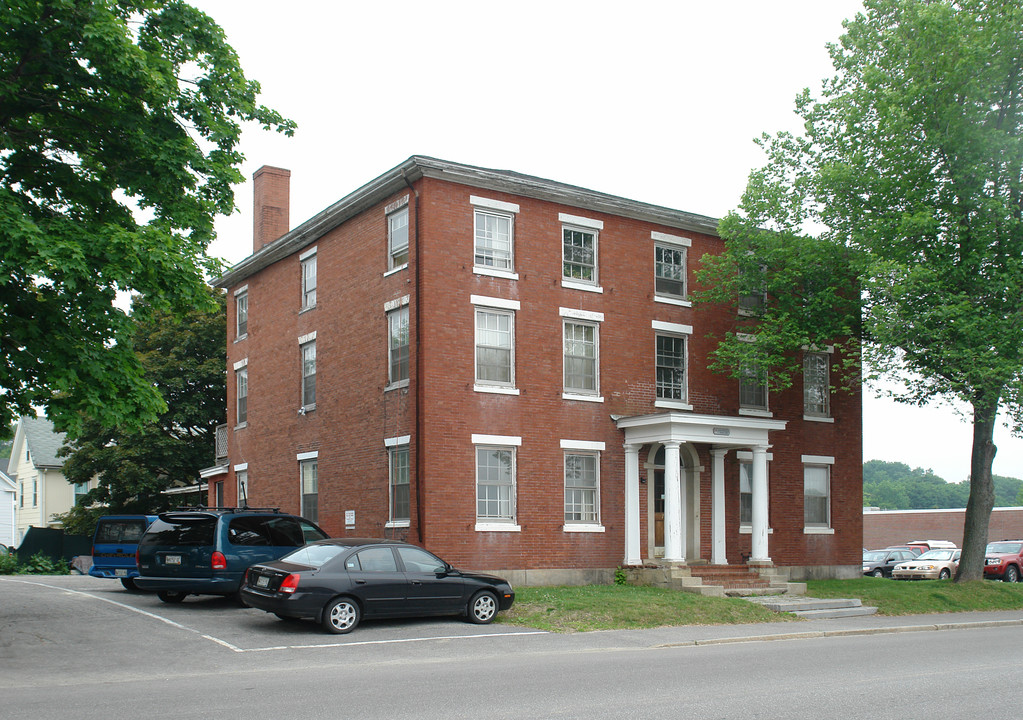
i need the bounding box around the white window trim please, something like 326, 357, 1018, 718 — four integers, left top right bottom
651, 320, 693, 335
386, 304, 410, 391
296, 451, 318, 461
473, 303, 517, 391
299, 246, 317, 261
802, 455, 835, 465
559, 213, 603, 230
560, 440, 606, 451
475, 266, 520, 281
233, 358, 248, 371
300, 250, 317, 312
471, 295, 520, 311
562, 443, 604, 531
384, 435, 411, 447
472, 202, 517, 277
233, 284, 249, 297
653, 232, 690, 305
386, 201, 410, 273
562, 317, 601, 401
383, 295, 410, 312
560, 213, 602, 292
386, 441, 411, 528
473, 436, 521, 532
651, 231, 692, 247
559, 307, 604, 323
472, 434, 521, 446
471, 195, 520, 214
802, 456, 834, 533
655, 296, 693, 308
233, 463, 249, 472
298, 331, 317, 345
234, 287, 249, 341
655, 400, 693, 410
654, 327, 690, 407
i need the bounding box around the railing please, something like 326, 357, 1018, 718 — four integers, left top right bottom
214, 423, 228, 465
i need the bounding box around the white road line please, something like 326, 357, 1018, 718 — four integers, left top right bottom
2, 578, 546, 653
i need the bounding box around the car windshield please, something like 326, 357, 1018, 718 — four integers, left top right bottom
916, 549, 955, 560
986, 542, 1023, 554
280, 544, 347, 567
863, 551, 886, 562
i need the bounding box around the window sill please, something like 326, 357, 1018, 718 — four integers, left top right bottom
561, 279, 603, 294
299, 404, 316, 415
654, 296, 692, 308
804, 526, 835, 535
474, 267, 519, 281
655, 400, 693, 411
299, 305, 316, 314
384, 264, 408, 278
234, 422, 247, 431
385, 520, 410, 529
804, 415, 834, 423
562, 392, 604, 403
474, 384, 520, 396
475, 523, 521, 532
739, 526, 774, 534
234, 334, 248, 343
385, 380, 410, 392
739, 408, 773, 418
563, 524, 605, 533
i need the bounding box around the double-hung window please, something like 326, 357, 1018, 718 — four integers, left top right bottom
652, 232, 691, 302
738, 263, 767, 316
237, 469, 248, 508
299, 333, 316, 410
737, 453, 771, 530
804, 351, 831, 418
387, 303, 410, 387
653, 321, 692, 407
803, 456, 834, 532
300, 249, 317, 310
563, 440, 604, 530
471, 196, 519, 275
234, 359, 248, 426
299, 454, 318, 523
560, 213, 603, 290
739, 361, 768, 411
387, 198, 410, 271
235, 286, 248, 338
387, 438, 410, 525
474, 435, 520, 529
561, 308, 603, 400
472, 296, 519, 393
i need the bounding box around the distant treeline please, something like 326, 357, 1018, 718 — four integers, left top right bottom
864, 460, 1023, 509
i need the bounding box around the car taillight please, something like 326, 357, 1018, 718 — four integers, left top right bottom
279, 574, 300, 594
211, 551, 227, 570
243, 568, 250, 586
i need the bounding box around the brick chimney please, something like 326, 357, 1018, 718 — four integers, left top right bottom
252, 165, 291, 252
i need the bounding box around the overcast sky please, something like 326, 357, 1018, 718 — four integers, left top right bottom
193, 0, 1023, 485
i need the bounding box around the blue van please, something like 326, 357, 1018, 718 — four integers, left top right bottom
89, 515, 157, 590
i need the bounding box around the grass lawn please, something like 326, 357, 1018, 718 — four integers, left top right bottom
495, 579, 1023, 632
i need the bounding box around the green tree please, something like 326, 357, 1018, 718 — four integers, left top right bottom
58, 288, 226, 513
697, 0, 1023, 581
0, 0, 294, 436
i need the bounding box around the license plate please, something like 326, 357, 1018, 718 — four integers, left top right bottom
115, 569, 128, 577
256, 575, 270, 588
165, 555, 181, 565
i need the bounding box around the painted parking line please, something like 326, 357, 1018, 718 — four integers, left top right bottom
2, 577, 546, 653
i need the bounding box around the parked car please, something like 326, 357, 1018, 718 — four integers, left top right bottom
241, 538, 516, 634
135, 507, 328, 602
892, 548, 961, 580
863, 548, 919, 577
88, 514, 158, 590
984, 540, 1023, 582
906, 540, 958, 553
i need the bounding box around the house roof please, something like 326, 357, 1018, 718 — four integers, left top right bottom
0, 458, 13, 491
15, 416, 66, 469
214, 155, 721, 289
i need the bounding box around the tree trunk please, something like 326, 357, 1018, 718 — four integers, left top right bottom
954, 393, 999, 582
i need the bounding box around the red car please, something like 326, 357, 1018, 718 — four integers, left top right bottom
984, 540, 1023, 582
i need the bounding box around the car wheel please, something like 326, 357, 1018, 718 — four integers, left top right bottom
120, 578, 138, 591
157, 590, 187, 604
1005, 565, 1020, 583
872, 569, 884, 578
322, 597, 360, 634
939, 569, 951, 580
467, 590, 498, 624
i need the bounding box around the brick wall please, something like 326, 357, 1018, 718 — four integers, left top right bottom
864, 507, 1023, 549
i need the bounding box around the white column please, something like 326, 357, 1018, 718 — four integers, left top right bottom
710, 448, 728, 565
623, 443, 642, 566
750, 444, 771, 562
663, 441, 684, 563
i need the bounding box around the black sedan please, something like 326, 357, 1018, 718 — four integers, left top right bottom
240, 538, 515, 634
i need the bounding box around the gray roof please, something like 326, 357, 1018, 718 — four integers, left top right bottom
19, 416, 66, 468
215, 155, 721, 289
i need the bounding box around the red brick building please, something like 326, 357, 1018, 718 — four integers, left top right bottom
211, 156, 862, 582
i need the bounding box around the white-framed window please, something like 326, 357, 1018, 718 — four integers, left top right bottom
388, 206, 409, 270
803, 456, 834, 531
804, 351, 831, 418
32, 479, 37, 506
19, 482, 24, 508
560, 213, 603, 290
475, 306, 515, 388
738, 453, 772, 532
473, 200, 516, 272
388, 443, 410, 524
300, 337, 316, 410
236, 365, 248, 425
299, 454, 318, 523
563, 320, 598, 395
654, 245, 686, 298
235, 286, 248, 338
237, 469, 249, 508
300, 249, 317, 310
655, 334, 687, 402
474, 436, 519, 527
738, 263, 767, 316
388, 305, 410, 386
564, 446, 601, 526
739, 361, 768, 411
74, 482, 89, 505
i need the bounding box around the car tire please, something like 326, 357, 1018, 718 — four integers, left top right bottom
1005, 565, 1020, 583
322, 597, 360, 634
939, 569, 951, 580
120, 578, 138, 591
157, 590, 187, 604
872, 569, 884, 578
467, 590, 498, 624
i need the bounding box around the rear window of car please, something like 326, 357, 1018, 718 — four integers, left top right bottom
95, 520, 148, 544
281, 544, 346, 567
142, 517, 217, 547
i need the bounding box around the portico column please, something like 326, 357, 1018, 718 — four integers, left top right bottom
710, 448, 728, 565
750, 444, 771, 562
623, 443, 642, 566
663, 441, 684, 563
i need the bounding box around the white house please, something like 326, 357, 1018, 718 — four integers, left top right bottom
0, 459, 15, 548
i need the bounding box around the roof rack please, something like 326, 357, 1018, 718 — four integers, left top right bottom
170, 505, 283, 514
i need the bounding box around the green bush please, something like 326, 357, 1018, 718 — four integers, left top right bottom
0, 552, 71, 575
0, 552, 18, 575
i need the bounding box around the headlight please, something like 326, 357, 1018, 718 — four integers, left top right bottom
923, 565, 935, 570
986, 558, 1001, 565
863, 566, 870, 571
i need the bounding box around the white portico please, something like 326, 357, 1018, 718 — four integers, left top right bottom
616, 412, 787, 567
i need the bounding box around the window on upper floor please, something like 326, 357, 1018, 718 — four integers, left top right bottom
74, 482, 89, 504
300, 458, 318, 523
655, 334, 687, 402
389, 444, 410, 524
563, 226, 597, 284
388, 306, 410, 386
563, 320, 599, 396
564, 451, 600, 525
804, 351, 831, 418
236, 366, 248, 425
475, 307, 515, 388
300, 250, 317, 310
301, 339, 316, 410
235, 287, 248, 338
388, 206, 409, 270
739, 361, 768, 411
474, 209, 513, 271
738, 264, 767, 316
654, 244, 686, 299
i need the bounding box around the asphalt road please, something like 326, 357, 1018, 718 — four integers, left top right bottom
3, 575, 1022, 719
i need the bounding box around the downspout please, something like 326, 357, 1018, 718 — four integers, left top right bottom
402, 169, 424, 545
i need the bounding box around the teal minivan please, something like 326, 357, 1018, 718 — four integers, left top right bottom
89, 515, 158, 590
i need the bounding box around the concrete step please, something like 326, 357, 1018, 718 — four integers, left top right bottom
743, 595, 878, 618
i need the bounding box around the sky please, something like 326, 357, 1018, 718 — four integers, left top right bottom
192, 0, 1023, 485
